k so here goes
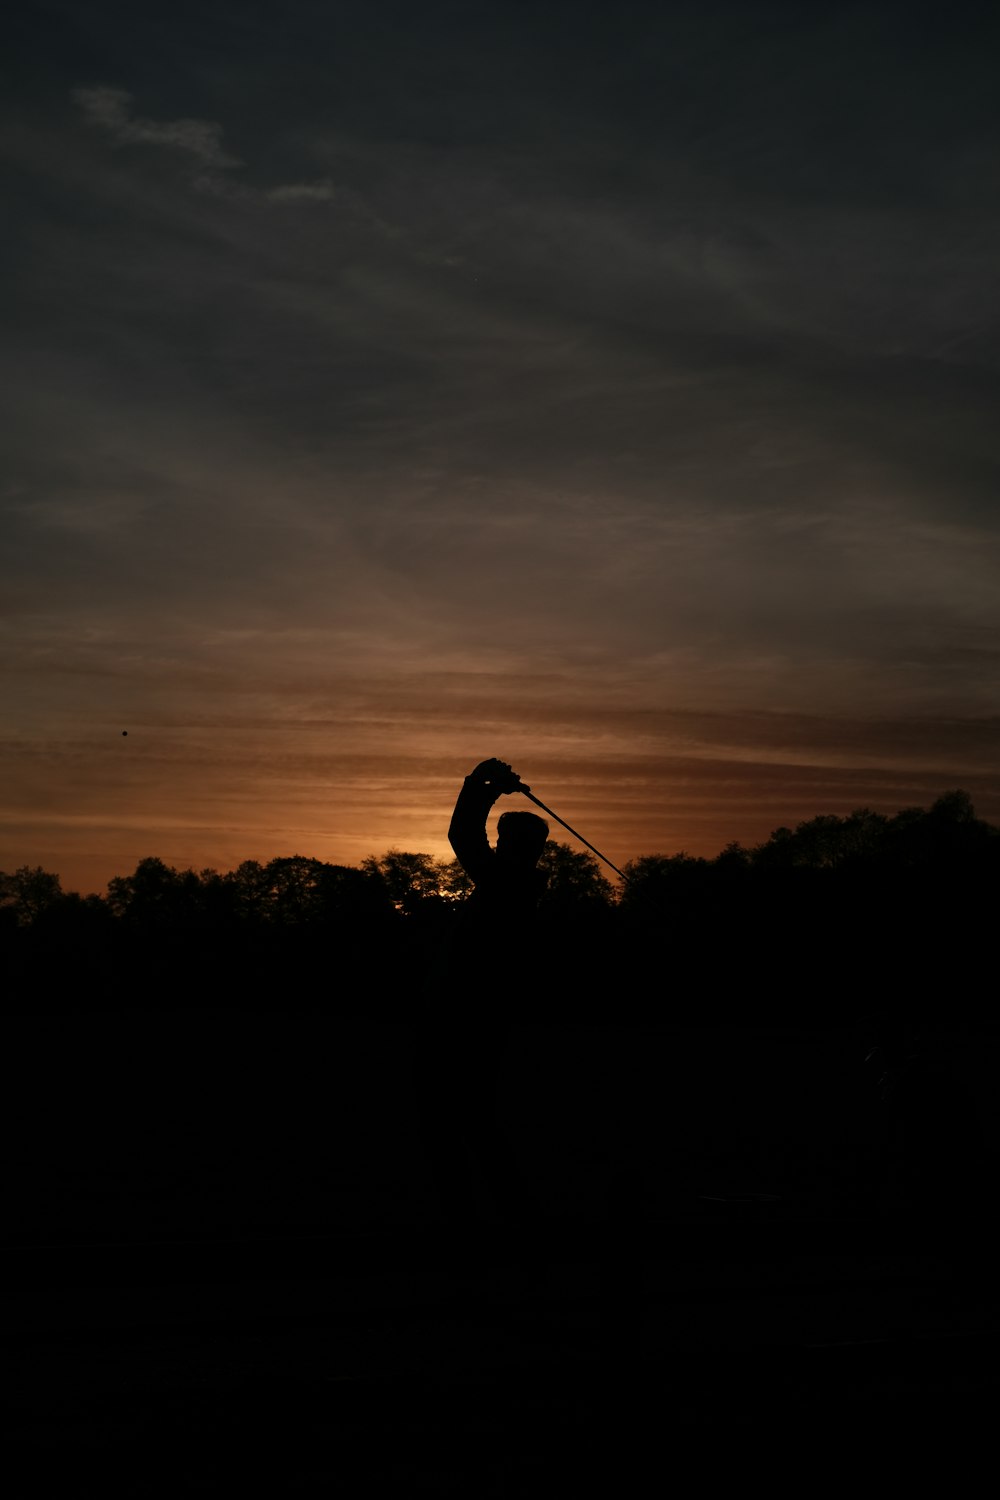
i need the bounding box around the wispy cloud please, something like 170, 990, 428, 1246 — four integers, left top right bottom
73, 86, 242, 170
72, 86, 340, 205
266, 180, 337, 203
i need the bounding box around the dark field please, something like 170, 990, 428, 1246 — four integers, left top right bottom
6, 1002, 999, 1491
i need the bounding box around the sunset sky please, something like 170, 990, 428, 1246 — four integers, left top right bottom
4, 1, 1000, 894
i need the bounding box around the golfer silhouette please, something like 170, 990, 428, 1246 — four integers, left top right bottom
448, 757, 549, 950
416, 758, 549, 1229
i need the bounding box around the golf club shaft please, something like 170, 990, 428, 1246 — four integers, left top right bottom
516, 787, 625, 880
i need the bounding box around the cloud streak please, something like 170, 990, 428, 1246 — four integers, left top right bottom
73, 86, 242, 169
72, 85, 345, 207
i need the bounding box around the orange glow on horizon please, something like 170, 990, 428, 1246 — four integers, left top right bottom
7, 733, 998, 897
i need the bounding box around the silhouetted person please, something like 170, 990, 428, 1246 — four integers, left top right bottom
416, 758, 548, 1230
449, 762, 551, 936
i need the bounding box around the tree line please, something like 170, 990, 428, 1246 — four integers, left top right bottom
0, 840, 620, 934
3, 790, 997, 1016
3, 788, 996, 929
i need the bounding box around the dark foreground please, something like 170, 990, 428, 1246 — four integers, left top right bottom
6, 1009, 999, 1491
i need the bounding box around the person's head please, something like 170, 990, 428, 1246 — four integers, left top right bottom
496, 810, 549, 868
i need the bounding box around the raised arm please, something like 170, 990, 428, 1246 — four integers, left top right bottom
448, 758, 524, 884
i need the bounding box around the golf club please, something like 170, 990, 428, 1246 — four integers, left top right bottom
514, 782, 625, 880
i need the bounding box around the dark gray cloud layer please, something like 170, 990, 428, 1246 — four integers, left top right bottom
4, 2, 1000, 885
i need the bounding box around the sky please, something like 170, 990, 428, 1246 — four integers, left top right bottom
3, 0, 1000, 894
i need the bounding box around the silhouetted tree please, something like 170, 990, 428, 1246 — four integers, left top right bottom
713, 841, 751, 874
618, 852, 710, 918
33, 889, 112, 935
0, 865, 64, 925
537, 841, 615, 913
749, 809, 891, 871
106, 857, 204, 930
921, 789, 996, 868
745, 793, 998, 878
262, 856, 325, 925
360, 850, 447, 915
222, 856, 373, 920
931, 788, 975, 823
223, 860, 273, 922
438, 857, 474, 902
